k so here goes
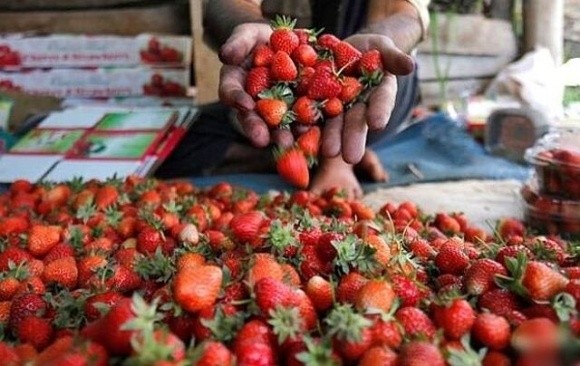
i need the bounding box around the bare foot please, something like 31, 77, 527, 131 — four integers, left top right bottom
355, 149, 389, 183
310, 155, 363, 199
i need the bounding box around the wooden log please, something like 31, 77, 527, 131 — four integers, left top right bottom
523, 0, 564, 64
0, 3, 190, 35
190, 0, 221, 104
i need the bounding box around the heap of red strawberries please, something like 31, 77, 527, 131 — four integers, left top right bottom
0, 176, 578, 365
245, 16, 386, 188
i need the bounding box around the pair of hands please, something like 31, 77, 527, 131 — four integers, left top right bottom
218, 23, 415, 165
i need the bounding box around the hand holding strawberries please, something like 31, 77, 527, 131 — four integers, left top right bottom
218, 16, 415, 188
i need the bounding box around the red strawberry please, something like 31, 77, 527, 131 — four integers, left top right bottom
256, 98, 291, 128
291, 44, 318, 67
194, 341, 234, 366
395, 306, 436, 340
27, 225, 61, 258
94, 185, 118, 210
254, 277, 298, 315
276, 148, 310, 189
478, 288, 522, 316
0, 247, 32, 271
397, 341, 445, 366
392, 275, 424, 307
85, 291, 125, 321
9, 293, 46, 333
337, 271, 369, 304
42, 256, 78, 290
434, 241, 469, 275
463, 258, 507, 295
16, 316, 53, 351
0, 216, 28, 236
270, 15, 299, 54
495, 245, 532, 267
294, 288, 318, 331
433, 298, 475, 340
497, 218, 525, 239
358, 345, 397, 366
104, 265, 142, 293
270, 51, 298, 81
297, 126, 321, 159
333, 41, 361, 75
292, 96, 320, 125
235, 340, 276, 366
0, 342, 20, 365
521, 261, 569, 301
355, 279, 396, 313
296, 66, 315, 95
339, 76, 363, 103
136, 226, 163, 255
253, 44, 274, 67
511, 318, 559, 354
326, 304, 373, 361
246, 253, 284, 287
245, 66, 271, 98
317, 34, 340, 50
43, 243, 74, 264
359, 49, 384, 74
482, 351, 512, 366
434, 213, 461, 234
369, 317, 403, 349
322, 97, 343, 118
173, 265, 223, 313
230, 211, 264, 243
307, 66, 342, 100
305, 275, 333, 312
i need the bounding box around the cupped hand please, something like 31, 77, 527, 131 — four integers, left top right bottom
218, 23, 294, 148
320, 34, 415, 164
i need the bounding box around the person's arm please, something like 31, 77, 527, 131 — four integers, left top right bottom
204, 0, 267, 49
359, 0, 424, 53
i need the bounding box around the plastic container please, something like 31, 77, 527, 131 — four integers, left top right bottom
521, 183, 580, 237
524, 127, 580, 199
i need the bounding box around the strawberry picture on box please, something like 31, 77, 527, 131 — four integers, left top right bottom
0, 44, 21, 67
140, 37, 184, 64
242, 17, 386, 188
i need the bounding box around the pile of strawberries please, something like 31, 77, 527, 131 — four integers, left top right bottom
0, 176, 578, 365
245, 17, 386, 188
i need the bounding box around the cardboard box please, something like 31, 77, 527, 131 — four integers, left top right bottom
0, 34, 191, 68
0, 67, 190, 98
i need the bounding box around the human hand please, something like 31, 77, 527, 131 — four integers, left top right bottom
218, 23, 296, 149
320, 34, 415, 164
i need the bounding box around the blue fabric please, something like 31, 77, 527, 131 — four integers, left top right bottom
191, 114, 532, 193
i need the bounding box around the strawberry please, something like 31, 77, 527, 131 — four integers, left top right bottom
434, 241, 469, 275
339, 76, 363, 103
297, 126, 321, 159
497, 218, 525, 239
433, 298, 475, 340
317, 33, 340, 50
495, 245, 533, 267
355, 279, 395, 313
482, 351, 512, 366
333, 41, 361, 75
270, 51, 298, 81
521, 261, 569, 301
511, 317, 559, 354
27, 225, 61, 258
395, 306, 436, 340
230, 210, 265, 243
0, 216, 28, 236
9, 293, 46, 333
256, 98, 291, 128
397, 341, 445, 366
463, 258, 507, 295
294, 288, 318, 331
94, 185, 118, 210
85, 291, 125, 321
136, 226, 163, 255
392, 274, 424, 307
359, 49, 384, 74
478, 288, 522, 316
291, 44, 318, 67
472, 313, 511, 350
194, 341, 234, 366
305, 275, 334, 312
42, 184, 71, 208
43, 242, 74, 264
358, 346, 397, 366
173, 264, 223, 313
296, 66, 315, 95
369, 317, 403, 349
42, 256, 78, 290
235, 340, 276, 366
337, 271, 369, 304
16, 316, 53, 351
292, 96, 320, 125
81, 297, 136, 356
0, 247, 32, 271
245, 66, 271, 98
276, 147, 310, 189
0, 342, 20, 365
270, 15, 299, 54
254, 277, 298, 315
307, 66, 342, 100
326, 304, 373, 361
253, 44, 274, 67
246, 252, 284, 286
104, 265, 142, 293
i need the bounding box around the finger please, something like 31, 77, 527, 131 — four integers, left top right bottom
220, 26, 261, 65
219, 65, 255, 111
368, 38, 415, 75
271, 129, 295, 149
238, 110, 270, 148
366, 73, 397, 131
321, 115, 343, 158
342, 103, 368, 164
